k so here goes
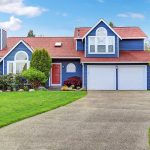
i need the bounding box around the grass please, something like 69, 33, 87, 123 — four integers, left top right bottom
0, 91, 86, 128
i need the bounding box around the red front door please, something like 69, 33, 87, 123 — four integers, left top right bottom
51, 64, 61, 85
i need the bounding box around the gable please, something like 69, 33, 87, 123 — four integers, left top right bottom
82, 19, 122, 39
0, 41, 33, 63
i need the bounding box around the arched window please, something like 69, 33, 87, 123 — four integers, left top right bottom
66, 63, 76, 73
96, 27, 107, 36
15, 51, 28, 61
7, 51, 30, 74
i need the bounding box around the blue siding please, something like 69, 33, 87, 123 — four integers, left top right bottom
50, 59, 82, 86
77, 39, 84, 51
85, 21, 119, 58
4, 42, 32, 74
147, 66, 150, 90
119, 39, 144, 51
0, 61, 3, 75
0, 29, 1, 50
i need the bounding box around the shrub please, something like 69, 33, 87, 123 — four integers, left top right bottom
0, 74, 27, 91
64, 76, 82, 88
22, 68, 47, 89
30, 49, 52, 78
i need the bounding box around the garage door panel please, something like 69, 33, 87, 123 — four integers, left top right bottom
87, 66, 116, 90
118, 66, 147, 90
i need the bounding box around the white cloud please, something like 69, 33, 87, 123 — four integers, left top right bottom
97, 0, 104, 3
0, 16, 22, 31
117, 12, 145, 19
0, 0, 46, 17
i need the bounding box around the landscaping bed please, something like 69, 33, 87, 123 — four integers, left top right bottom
0, 91, 86, 128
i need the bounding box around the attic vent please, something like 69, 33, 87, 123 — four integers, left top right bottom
55, 42, 62, 47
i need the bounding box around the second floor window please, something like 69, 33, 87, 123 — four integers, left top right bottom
88, 27, 115, 54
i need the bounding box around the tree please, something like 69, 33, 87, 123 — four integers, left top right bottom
109, 22, 114, 27
27, 30, 35, 37
30, 49, 52, 78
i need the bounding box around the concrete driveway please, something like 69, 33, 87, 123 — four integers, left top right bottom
0, 91, 150, 150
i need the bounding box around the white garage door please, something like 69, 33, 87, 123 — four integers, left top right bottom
118, 65, 147, 90
87, 65, 116, 90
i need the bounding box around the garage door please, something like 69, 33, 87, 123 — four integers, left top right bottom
118, 66, 147, 90
87, 65, 116, 90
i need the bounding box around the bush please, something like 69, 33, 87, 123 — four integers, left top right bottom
0, 74, 27, 91
64, 76, 82, 88
22, 68, 47, 89
30, 49, 52, 78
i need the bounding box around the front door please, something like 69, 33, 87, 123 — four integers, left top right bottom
51, 64, 61, 85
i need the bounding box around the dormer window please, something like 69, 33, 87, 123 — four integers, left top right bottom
96, 27, 107, 36
88, 27, 115, 54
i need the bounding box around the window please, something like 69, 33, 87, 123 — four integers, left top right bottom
97, 37, 106, 53
66, 63, 76, 73
89, 37, 96, 53
96, 27, 107, 36
88, 27, 115, 54
7, 62, 13, 74
15, 52, 28, 60
7, 51, 30, 74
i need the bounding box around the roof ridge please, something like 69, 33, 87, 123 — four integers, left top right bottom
8, 36, 74, 38
113, 26, 140, 28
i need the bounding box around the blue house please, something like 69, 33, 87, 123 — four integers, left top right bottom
0, 19, 150, 90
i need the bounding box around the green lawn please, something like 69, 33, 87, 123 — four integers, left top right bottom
0, 91, 86, 128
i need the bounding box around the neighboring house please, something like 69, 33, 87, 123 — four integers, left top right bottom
0, 19, 150, 90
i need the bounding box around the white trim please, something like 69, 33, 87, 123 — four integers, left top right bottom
0, 40, 33, 62
3, 60, 4, 75
14, 51, 29, 61
50, 63, 62, 86
84, 37, 86, 57
81, 61, 148, 64
88, 36, 115, 54
1, 29, 2, 50
82, 19, 122, 40
82, 63, 84, 88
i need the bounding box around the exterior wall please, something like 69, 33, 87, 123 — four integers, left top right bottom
119, 39, 144, 51
0, 29, 1, 50
49, 59, 82, 86
83, 63, 148, 90
0, 61, 3, 75
3, 42, 32, 74
76, 39, 84, 51
147, 66, 150, 90
85, 21, 119, 58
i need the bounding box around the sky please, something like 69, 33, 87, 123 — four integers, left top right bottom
0, 0, 150, 37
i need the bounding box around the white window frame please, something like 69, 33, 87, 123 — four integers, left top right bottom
88, 36, 115, 54
66, 63, 76, 73
7, 51, 30, 74
96, 27, 107, 36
